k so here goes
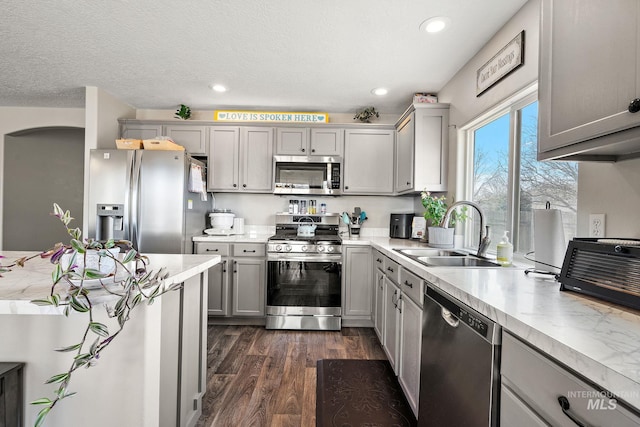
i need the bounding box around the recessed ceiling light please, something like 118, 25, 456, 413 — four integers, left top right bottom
420, 17, 451, 34
211, 84, 227, 93
371, 88, 388, 96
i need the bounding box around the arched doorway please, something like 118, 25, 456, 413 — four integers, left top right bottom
3, 127, 84, 250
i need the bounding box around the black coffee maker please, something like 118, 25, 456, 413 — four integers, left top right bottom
389, 213, 414, 239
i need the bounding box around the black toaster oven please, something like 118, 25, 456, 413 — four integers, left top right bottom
559, 238, 640, 310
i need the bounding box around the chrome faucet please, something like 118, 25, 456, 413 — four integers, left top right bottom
439, 200, 491, 258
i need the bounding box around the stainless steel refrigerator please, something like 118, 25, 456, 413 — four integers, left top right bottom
88, 149, 209, 254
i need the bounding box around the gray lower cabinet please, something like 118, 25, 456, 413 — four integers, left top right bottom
343, 128, 395, 194
208, 126, 273, 192
398, 294, 422, 417
342, 246, 372, 323
501, 332, 640, 426
538, 0, 640, 160
373, 266, 385, 342
383, 277, 400, 374
0, 363, 23, 427
194, 242, 230, 316
195, 242, 266, 317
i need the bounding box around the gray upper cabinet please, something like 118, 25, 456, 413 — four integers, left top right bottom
343, 128, 395, 194
208, 126, 274, 192
394, 103, 449, 193
276, 127, 309, 155
120, 123, 162, 140
276, 127, 343, 156
538, 0, 640, 160
310, 128, 344, 156
164, 125, 207, 155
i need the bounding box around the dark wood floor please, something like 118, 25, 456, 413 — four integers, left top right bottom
196, 325, 387, 427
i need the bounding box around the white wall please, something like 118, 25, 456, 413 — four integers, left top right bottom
211, 193, 415, 230
0, 107, 85, 249
436, 0, 540, 203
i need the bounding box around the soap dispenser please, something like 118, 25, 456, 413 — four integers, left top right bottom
497, 231, 513, 266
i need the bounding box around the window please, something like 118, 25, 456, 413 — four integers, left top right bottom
463, 91, 577, 255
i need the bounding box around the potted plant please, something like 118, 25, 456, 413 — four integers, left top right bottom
174, 104, 192, 120
354, 107, 380, 123
421, 191, 467, 247
1, 204, 176, 427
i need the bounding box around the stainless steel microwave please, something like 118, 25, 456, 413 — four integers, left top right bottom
273, 155, 342, 195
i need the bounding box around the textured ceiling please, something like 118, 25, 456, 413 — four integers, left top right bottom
0, 0, 528, 114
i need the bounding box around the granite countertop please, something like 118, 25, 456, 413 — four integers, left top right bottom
361, 237, 640, 410
0, 251, 220, 315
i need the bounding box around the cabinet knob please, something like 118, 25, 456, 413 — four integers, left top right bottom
233, 184, 237, 188
628, 98, 640, 113
301, 148, 306, 153
406, 181, 411, 185
242, 184, 247, 188
345, 186, 349, 190
311, 149, 316, 153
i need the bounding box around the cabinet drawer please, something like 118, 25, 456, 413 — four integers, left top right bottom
373, 250, 385, 271
399, 268, 423, 307
233, 243, 266, 257
383, 257, 400, 284
195, 242, 230, 256
502, 332, 640, 427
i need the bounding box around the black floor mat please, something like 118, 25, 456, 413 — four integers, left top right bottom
316, 359, 417, 427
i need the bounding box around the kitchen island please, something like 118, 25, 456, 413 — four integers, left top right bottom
0, 251, 220, 427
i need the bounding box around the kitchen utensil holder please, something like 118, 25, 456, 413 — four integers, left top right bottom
348, 224, 361, 237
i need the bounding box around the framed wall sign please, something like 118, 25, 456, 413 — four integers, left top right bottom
214, 110, 328, 123
476, 31, 525, 96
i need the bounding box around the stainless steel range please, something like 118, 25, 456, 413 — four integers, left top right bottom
266, 213, 342, 330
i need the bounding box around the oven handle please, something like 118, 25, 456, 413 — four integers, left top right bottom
267, 254, 342, 262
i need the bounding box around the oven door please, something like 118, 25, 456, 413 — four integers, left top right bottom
266, 253, 342, 317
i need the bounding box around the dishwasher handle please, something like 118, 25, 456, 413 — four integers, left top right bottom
441, 307, 459, 328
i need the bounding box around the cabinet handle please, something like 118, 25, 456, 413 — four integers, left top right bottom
387, 266, 394, 273
628, 98, 640, 113
242, 184, 247, 188
301, 148, 306, 152
404, 280, 413, 288
345, 185, 349, 190
206, 248, 219, 252
243, 249, 256, 253
222, 260, 227, 273
397, 295, 402, 313
233, 183, 237, 188
557, 396, 591, 427
406, 181, 411, 185
311, 149, 315, 153
233, 260, 237, 273
376, 258, 382, 263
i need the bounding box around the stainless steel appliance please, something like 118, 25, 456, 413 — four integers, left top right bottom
273, 156, 341, 195
88, 149, 209, 253
389, 213, 414, 239
266, 213, 342, 330
418, 286, 501, 426
559, 237, 640, 310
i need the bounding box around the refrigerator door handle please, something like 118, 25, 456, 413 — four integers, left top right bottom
130, 152, 142, 249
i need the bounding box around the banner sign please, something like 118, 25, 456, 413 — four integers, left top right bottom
214, 110, 328, 123
476, 31, 524, 96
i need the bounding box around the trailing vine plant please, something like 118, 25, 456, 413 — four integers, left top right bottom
2, 204, 179, 426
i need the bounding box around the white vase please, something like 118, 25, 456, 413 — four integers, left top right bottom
427, 227, 455, 248
60, 248, 121, 275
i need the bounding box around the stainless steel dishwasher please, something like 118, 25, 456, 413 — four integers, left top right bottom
418, 285, 501, 426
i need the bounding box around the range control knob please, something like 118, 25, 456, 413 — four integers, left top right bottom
317, 245, 325, 252
275, 245, 282, 252
301, 245, 308, 252
327, 246, 335, 253
285, 245, 292, 252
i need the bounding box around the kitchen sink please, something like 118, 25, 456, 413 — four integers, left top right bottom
393, 247, 501, 268
394, 248, 467, 257
416, 256, 500, 267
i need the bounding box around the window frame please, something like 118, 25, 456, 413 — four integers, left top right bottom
458, 83, 538, 254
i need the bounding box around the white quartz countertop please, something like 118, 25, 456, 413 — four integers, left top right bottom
355, 236, 640, 409
193, 233, 273, 243
0, 251, 220, 314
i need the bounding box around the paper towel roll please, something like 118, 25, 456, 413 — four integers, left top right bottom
233, 218, 245, 235
533, 208, 567, 273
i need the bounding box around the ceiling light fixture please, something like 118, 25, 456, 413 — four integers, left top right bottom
371, 88, 388, 96
420, 16, 451, 34
211, 84, 227, 93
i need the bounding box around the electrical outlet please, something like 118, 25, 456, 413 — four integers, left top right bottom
589, 214, 605, 238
